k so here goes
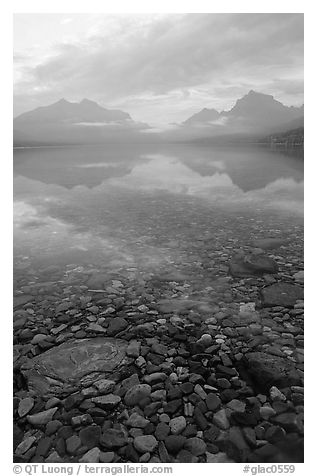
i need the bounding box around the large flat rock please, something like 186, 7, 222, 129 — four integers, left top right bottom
21, 338, 128, 396
14, 295, 34, 309
250, 238, 287, 250
243, 352, 302, 392
260, 283, 304, 307
229, 255, 278, 278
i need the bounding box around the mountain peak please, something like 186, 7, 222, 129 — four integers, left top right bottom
80, 98, 98, 106
247, 89, 262, 95
242, 90, 274, 101
183, 107, 220, 125
182, 90, 304, 134
56, 98, 69, 104
14, 98, 133, 125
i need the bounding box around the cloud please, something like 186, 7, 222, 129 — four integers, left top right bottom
104, 154, 303, 216
60, 18, 73, 25
14, 13, 304, 122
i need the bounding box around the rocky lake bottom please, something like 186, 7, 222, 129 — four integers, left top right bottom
13, 201, 304, 464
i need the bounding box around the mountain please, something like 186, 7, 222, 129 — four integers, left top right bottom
14, 98, 132, 125
181, 90, 304, 139
226, 90, 303, 128
13, 91, 304, 146
13, 99, 150, 146
183, 108, 220, 125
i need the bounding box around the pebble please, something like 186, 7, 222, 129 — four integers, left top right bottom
203, 424, 220, 442
144, 373, 167, 384
206, 452, 235, 463
169, 373, 178, 384
135, 356, 146, 367
151, 390, 166, 401
126, 413, 150, 428
31, 334, 48, 345
71, 414, 93, 426
180, 382, 194, 394
18, 397, 34, 417
138, 305, 149, 313
293, 271, 304, 283
46, 420, 63, 436
66, 435, 82, 455
271, 412, 303, 432
270, 386, 286, 402
169, 416, 187, 435
151, 342, 168, 356
87, 323, 107, 333
45, 397, 61, 410
91, 394, 121, 409
126, 340, 141, 358
93, 379, 116, 394
107, 317, 128, 335
140, 452, 151, 462
134, 435, 158, 453
155, 422, 170, 440
259, 406, 277, 420
206, 393, 221, 411
177, 449, 197, 463
45, 451, 63, 463
164, 435, 186, 454
79, 426, 101, 449
79, 447, 100, 463
15, 436, 36, 456
99, 451, 115, 463
159, 414, 170, 423
194, 384, 207, 400
124, 384, 151, 406
227, 399, 246, 413
27, 408, 58, 425
197, 334, 213, 346
184, 437, 207, 456
184, 402, 194, 417
240, 302, 256, 313
100, 428, 128, 449
213, 409, 230, 430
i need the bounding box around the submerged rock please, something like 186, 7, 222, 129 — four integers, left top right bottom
250, 238, 286, 250
229, 255, 278, 277
243, 352, 302, 392
293, 271, 304, 284
107, 317, 128, 336
260, 283, 304, 307
21, 337, 128, 396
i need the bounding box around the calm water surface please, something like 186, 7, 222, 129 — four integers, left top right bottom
13, 144, 303, 289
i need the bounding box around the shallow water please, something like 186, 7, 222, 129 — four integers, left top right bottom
13, 144, 303, 290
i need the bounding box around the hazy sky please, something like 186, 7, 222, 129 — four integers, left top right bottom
13, 13, 304, 124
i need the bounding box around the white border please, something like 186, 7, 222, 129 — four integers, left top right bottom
3, 2, 312, 475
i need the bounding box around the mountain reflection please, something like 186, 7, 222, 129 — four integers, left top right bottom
13, 144, 303, 269
14, 144, 303, 194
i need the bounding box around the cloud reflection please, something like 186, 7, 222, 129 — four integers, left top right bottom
14, 149, 303, 269
105, 154, 303, 215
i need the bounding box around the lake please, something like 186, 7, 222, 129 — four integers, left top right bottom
13, 143, 303, 313
14, 144, 303, 283
13, 143, 304, 463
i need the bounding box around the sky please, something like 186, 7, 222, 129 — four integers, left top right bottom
13, 13, 304, 125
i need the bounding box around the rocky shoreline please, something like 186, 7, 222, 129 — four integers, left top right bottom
13, 236, 304, 464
